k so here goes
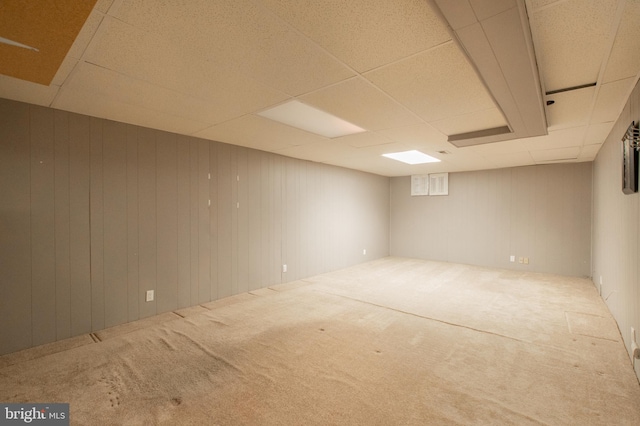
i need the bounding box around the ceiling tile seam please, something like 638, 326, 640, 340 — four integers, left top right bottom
242, 2, 454, 146
85, 12, 296, 116
582, 0, 627, 130
49, 10, 113, 108
249, 0, 362, 77
104, 0, 126, 17
247, 0, 446, 136
527, 0, 570, 13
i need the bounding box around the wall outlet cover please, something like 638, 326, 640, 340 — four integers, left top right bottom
510, 255, 515, 262
282, 264, 287, 273
146, 290, 154, 302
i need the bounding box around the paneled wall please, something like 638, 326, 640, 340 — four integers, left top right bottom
592, 78, 640, 380
0, 98, 389, 355
390, 163, 592, 277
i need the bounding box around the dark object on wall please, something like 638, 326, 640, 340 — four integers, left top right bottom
622, 121, 639, 194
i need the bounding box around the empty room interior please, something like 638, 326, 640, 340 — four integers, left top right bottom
2, 0, 640, 423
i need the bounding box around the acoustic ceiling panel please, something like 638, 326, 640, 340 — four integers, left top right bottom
256, 0, 451, 73
333, 132, 395, 149
602, 0, 640, 84
300, 77, 421, 131
530, 146, 581, 162
591, 78, 635, 124
84, 18, 288, 123
195, 115, 327, 152
111, 0, 354, 97
530, 0, 618, 91
428, 108, 507, 136
365, 43, 498, 124
544, 87, 596, 130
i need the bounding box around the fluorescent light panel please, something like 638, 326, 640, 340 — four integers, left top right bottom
382, 150, 440, 165
257, 100, 365, 138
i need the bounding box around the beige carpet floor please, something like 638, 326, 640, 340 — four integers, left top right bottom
1, 257, 639, 425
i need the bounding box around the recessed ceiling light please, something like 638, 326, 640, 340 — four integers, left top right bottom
257, 100, 365, 138
382, 150, 440, 165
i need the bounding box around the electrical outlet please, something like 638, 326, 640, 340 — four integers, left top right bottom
523, 257, 529, 264
509, 255, 515, 262
518, 257, 524, 264
146, 290, 154, 302
363, 249, 367, 255
282, 264, 287, 273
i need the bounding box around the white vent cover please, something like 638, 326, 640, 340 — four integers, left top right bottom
429, 173, 449, 196
411, 174, 429, 196
411, 173, 449, 196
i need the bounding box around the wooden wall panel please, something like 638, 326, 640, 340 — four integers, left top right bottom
89, 118, 105, 331
31, 106, 57, 345
156, 133, 178, 313
217, 143, 233, 299
259, 153, 271, 288
177, 136, 191, 308
247, 150, 262, 291
68, 113, 91, 336
237, 147, 249, 294
197, 140, 210, 303
102, 121, 128, 328
592, 78, 640, 381
208, 142, 219, 301
390, 163, 592, 276
0, 98, 391, 355
137, 128, 157, 318
0, 99, 31, 355
54, 110, 71, 340
189, 141, 199, 304
126, 125, 139, 321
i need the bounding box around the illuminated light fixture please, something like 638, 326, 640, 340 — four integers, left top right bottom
382, 150, 440, 165
257, 100, 365, 138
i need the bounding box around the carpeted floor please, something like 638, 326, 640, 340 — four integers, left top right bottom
1, 257, 639, 425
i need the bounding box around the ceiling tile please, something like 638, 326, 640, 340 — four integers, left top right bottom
257, 0, 451, 73
300, 77, 422, 131
273, 139, 360, 164
579, 143, 603, 160
66, 9, 104, 60
469, 0, 516, 22
195, 115, 326, 152
52, 62, 216, 129
84, 18, 288, 124
428, 108, 507, 135
0, 75, 59, 106
544, 86, 595, 130
585, 122, 614, 145
53, 84, 210, 136
524, 126, 586, 150
530, 0, 618, 91
591, 78, 634, 124
489, 151, 535, 168
110, 0, 353, 96
377, 124, 448, 146
602, 0, 640, 83
365, 43, 498, 123
333, 132, 394, 148
94, 0, 113, 13
433, 0, 477, 30
530, 146, 581, 162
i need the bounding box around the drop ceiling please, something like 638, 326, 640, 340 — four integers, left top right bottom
1, 0, 639, 177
